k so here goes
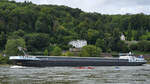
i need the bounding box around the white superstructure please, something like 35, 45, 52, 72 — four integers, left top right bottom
9, 56, 40, 60
119, 53, 146, 62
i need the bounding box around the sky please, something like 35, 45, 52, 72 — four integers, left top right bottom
14, 0, 150, 14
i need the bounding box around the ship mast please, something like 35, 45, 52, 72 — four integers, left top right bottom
18, 46, 27, 56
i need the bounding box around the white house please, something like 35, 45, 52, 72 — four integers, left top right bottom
69, 40, 87, 48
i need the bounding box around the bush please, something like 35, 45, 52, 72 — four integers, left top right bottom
137, 40, 150, 51
4, 38, 26, 56
0, 54, 9, 64
62, 51, 74, 56
96, 39, 105, 52
51, 46, 62, 56
43, 49, 49, 56
111, 40, 129, 52
80, 45, 102, 57
24, 33, 49, 51
115, 40, 129, 52
130, 43, 138, 51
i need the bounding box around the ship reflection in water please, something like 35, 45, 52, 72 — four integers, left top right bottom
0, 64, 150, 84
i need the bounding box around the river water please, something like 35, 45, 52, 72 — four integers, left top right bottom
0, 64, 150, 84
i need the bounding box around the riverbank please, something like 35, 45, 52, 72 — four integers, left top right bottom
0, 64, 10, 67
145, 58, 150, 64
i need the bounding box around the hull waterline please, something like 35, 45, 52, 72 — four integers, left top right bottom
12, 59, 146, 67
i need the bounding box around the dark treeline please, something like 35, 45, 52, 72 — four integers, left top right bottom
0, 0, 150, 57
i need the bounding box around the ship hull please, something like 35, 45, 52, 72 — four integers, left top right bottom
12, 59, 146, 67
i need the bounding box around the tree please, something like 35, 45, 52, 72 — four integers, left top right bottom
76, 21, 89, 39
35, 19, 48, 33
24, 33, 49, 51
43, 49, 49, 56
0, 32, 7, 50
5, 38, 26, 56
35, 12, 53, 33
96, 39, 105, 52
0, 0, 9, 2
0, 54, 9, 64
87, 29, 99, 44
115, 40, 129, 52
13, 29, 25, 37
130, 43, 138, 51
1, 1, 150, 55
51, 46, 62, 56
8, 30, 25, 40
62, 51, 74, 56
139, 32, 150, 40
137, 40, 150, 52
103, 33, 112, 52
111, 28, 122, 51
80, 45, 102, 57
127, 23, 132, 41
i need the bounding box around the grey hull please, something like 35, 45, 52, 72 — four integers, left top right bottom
13, 60, 146, 67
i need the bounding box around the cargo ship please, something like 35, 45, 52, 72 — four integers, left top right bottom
9, 53, 147, 67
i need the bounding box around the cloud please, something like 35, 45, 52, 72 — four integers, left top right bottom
14, 0, 150, 14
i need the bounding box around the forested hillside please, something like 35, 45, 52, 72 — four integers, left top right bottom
0, 0, 150, 56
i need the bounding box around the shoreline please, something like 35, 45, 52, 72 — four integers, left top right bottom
0, 64, 11, 66
0, 64, 149, 67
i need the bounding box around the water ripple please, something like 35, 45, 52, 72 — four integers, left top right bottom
0, 65, 150, 84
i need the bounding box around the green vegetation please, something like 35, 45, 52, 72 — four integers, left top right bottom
51, 46, 62, 56
24, 33, 49, 51
145, 58, 150, 64
0, 54, 9, 64
129, 41, 150, 52
4, 38, 26, 56
80, 45, 102, 57
62, 51, 74, 56
0, 1, 150, 63
43, 49, 49, 56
